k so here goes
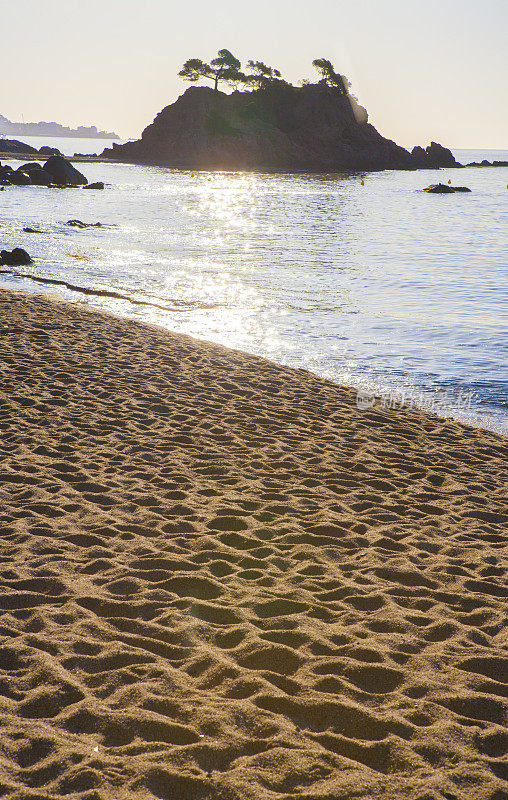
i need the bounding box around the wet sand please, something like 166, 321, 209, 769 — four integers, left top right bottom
0, 288, 506, 800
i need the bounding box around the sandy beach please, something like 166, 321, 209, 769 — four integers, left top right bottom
0, 287, 506, 800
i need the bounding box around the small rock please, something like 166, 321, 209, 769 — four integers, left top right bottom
18, 164, 55, 186
23, 227, 43, 233
0, 248, 33, 266
38, 145, 62, 156
83, 182, 105, 190
0, 164, 14, 184
423, 183, 455, 193
422, 183, 471, 193
65, 219, 103, 228
9, 171, 32, 186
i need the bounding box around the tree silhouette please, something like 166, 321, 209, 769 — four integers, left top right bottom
178, 58, 215, 85
312, 58, 348, 95
179, 49, 243, 92
245, 60, 282, 89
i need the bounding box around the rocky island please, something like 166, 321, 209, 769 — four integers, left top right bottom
101, 53, 459, 172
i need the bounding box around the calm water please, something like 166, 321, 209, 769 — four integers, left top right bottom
1, 147, 507, 433
8, 135, 129, 157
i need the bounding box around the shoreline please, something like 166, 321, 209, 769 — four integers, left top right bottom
0, 287, 506, 799
3, 149, 507, 172
2, 280, 506, 437
0, 152, 114, 164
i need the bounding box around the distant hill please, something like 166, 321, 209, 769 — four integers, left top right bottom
101, 83, 457, 172
0, 114, 119, 139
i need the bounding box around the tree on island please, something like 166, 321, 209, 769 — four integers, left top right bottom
312, 58, 366, 122
177, 53, 365, 122
179, 49, 244, 92
244, 60, 282, 89
312, 58, 349, 96
179, 52, 285, 92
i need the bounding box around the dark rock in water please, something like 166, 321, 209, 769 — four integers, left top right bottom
17, 163, 54, 186
74, 153, 98, 158
425, 141, 458, 168
0, 164, 14, 184
38, 145, 62, 156
65, 219, 103, 228
17, 162, 41, 171
423, 183, 455, 193
411, 142, 458, 169
0, 248, 33, 266
23, 227, 44, 233
411, 145, 429, 168
83, 181, 105, 190
26, 168, 55, 186
0, 138, 38, 154
422, 183, 471, 194
43, 155, 88, 186
466, 160, 508, 168
9, 170, 31, 186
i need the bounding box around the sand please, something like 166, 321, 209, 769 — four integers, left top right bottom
0, 287, 506, 800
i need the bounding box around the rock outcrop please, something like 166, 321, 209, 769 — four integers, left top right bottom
102, 84, 457, 172
0, 139, 38, 154
423, 183, 471, 193
0, 156, 88, 187
43, 155, 88, 185
0, 248, 32, 266
411, 142, 459, 169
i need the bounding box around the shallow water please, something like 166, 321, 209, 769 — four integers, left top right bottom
4, 134, 128, 157
1, 147, 507, 433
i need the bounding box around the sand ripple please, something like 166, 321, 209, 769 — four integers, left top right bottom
0, 289, 506, 800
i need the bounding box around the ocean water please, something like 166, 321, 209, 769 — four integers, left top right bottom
4, 135, 128, 157
0, 147, 507, 434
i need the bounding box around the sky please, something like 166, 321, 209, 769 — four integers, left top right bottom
1, 0, 507, 149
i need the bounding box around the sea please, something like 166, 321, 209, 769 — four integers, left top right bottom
1, 135, 507, 434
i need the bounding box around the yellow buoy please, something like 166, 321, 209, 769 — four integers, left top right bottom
448, 179, 452, 184
191, 172, 195, 177
361, 179, 365, 186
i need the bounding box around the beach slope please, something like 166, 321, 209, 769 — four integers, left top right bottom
0, 289, 506, 800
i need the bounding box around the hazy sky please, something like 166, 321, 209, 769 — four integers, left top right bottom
2, 0, 507, 148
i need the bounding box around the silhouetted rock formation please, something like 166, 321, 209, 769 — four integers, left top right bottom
0, 156, 88, 187
465, 159, 508, 167
411, 142, 459, 169
102, 84, 457, 172
0, 139, 62, 156
43, 155, 88, 185
0, 248, 32, 266
423, 183, 471, 194
0, 139, 38, 154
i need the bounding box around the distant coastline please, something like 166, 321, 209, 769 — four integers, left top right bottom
0, 114, 119, 139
